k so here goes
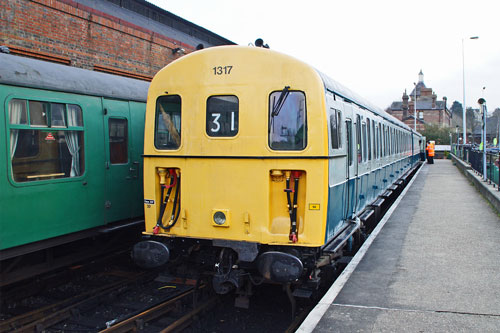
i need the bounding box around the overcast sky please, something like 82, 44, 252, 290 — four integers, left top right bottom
151, 0, 500, 111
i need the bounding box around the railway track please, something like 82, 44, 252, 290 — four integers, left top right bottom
1, 269, 152, 332
1, 272, 217, 333
101, 289, 218, 333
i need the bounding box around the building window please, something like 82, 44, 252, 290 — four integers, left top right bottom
419, 111, 424, 119
155, 95, 181, 150
9, 99, 85, 182
269, 90, 307, 150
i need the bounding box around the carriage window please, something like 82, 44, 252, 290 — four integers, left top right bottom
386, 128, 390, 156
68, 104, 83, 127
155, 95, 181, 150
269, 91, 306, 150
346, 119, 353, 166
29, 101, 48, 127
330, 109, 341, 149
206, 95, 239, 137
368, 120, 373, 160
109, 118, 128, 164
51, 103, 66, 127
9, 99, 85, 182
362, 122, 367, 162
380, 125, 384, 157
356, 115, 362, 163
9, 99, 28, 125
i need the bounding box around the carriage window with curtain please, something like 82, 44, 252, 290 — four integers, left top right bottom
9, 99, 85, 183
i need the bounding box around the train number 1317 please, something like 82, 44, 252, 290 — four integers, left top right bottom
212, 66, 233, 75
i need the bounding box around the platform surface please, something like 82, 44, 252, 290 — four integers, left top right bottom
311, 159, 500, 332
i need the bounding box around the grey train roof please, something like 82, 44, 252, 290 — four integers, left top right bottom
0, 53, 149, 102
315, 70, 413, 132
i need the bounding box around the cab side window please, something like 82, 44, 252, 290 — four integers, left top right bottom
155, 95, 181, 150
269, 90, 307, 150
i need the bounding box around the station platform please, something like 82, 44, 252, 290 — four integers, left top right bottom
299, 159, 500, 332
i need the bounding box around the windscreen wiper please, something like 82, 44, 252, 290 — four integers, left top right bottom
271, 86, 290, 117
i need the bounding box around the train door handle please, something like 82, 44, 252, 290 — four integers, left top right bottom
130, 161, 140, 179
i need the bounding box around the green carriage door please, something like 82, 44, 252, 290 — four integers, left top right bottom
103, 99, 142, 223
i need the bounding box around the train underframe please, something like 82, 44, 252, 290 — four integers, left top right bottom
132, 219, 362, 306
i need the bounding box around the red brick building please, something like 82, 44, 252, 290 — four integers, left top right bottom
0, 0, 234, 80
387, 71, 451, 132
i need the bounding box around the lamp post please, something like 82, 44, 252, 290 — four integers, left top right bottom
462, 36, 479, 144
478, 98, 487, 181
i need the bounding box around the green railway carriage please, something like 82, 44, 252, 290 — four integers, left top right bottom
0, 53, 149, 255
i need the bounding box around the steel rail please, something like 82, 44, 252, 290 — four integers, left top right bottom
160, 296, 218, 333
1, 271, 152, 332
100, 288, 197, 333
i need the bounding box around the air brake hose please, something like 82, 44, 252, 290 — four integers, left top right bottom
153, 173, 175, 234
164, 174, 181, 230
289, 172, 301, 243
284, 173, 294, 239
285, 176, 293, 217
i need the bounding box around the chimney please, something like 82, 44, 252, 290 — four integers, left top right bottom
402, 90, 408, 118
432, 92, 437, 108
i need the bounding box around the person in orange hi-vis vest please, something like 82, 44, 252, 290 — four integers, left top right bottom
426, 141, 435, 164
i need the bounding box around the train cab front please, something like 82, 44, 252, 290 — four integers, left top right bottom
134, 46, 330, 294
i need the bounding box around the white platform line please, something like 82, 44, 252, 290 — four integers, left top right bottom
296, 165, 424, 332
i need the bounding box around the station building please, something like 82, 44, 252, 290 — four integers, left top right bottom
387, 71, 451, 132
0, 0, 234, 80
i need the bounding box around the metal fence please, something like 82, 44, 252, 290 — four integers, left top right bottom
453, 144, 500, 190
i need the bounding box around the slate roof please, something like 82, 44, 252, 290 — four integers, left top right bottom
409, 81, 426, 98
390, 100, 446, 111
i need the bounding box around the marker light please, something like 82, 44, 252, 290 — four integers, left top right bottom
213, 211, 227, 225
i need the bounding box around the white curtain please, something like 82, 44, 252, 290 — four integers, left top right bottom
66, 105, 81, 177
9, 100, 23, 159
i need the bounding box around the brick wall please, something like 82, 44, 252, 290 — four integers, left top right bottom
0, 0, 197, 80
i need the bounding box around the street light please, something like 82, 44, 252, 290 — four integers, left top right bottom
462, 36, 479, 144
478, 98, 487, 181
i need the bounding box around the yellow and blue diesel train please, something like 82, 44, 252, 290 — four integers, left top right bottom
133, 46, 424, 293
